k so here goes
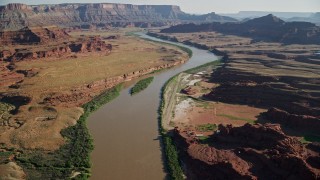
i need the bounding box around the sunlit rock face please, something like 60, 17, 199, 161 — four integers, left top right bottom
0, 3, 237, 30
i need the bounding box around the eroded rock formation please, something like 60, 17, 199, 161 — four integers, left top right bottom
0, 26, 112, 61
0, 63, 24, 87
264, 108, 320, 134
43, 59, 187, 107
0, 3, 237, 31
161, 14, 320, 44
0, 26, 70, 45
174, 124, 320, 179
205, 66, 320, 117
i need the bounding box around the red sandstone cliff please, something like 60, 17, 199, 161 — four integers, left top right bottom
0, 27, 112, 61
42, 59, 187, 107
0, 26, 70, 45
173, 124, 320, 179
0, 3, 237, 31
264, 108, 320, 134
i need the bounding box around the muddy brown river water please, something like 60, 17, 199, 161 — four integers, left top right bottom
88, 32, 218, 180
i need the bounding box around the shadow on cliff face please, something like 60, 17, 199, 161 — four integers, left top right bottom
160, 14, 320, 45
205, 66, 320, 117
255, 108, 320, 137
173, 124, 320, 180
0, 95, 31, 114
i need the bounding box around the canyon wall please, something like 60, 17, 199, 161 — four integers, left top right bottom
173, 124, 320, 179
147, 32, 320, 118
0, 3, 237, 30
0, 26, 70, 45
0, 26, 112, 61
161, 14, 320, 44
264, 108, 320, 134
42, 58, 188, 107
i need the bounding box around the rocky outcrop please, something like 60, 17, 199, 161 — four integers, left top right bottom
154, 18, 320, 180
173, 123, 320, 179
2, 41, 111, 61
264, 108, 320, 134
161, 14, 320, 44
0, 74, 20, 87
103, 35, 120, 40
205, 67, 320, 117
0, 94, 31, 112
181, 86, 199, 95
0, 3, 237, 30
69, 36, 112, 53
148, 32, 320, 118
0, 26, 70, 45
0, 50, 14, 60
16, 69, 38, 77
10, 46, 71, 61
1, 3, 31, 11
0, 27, 112, 61
0, 65, 24, 87
147, 31, 320, 117
43, 59, 187, 107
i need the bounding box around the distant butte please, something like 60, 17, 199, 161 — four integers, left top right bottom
161, 14, 320, 44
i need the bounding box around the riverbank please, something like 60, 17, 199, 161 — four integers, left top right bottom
159, 60, 222, 179
151, 28, 320, 179
0, 30, 192, 179
148, 30, 320, 136
12, 84, 122, 179
147, 32, 226, 58
87, 33, 218, 179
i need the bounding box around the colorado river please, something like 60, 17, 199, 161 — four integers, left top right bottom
88, 32, 218, 180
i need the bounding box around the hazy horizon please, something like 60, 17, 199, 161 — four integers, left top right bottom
1, 0, 319, 14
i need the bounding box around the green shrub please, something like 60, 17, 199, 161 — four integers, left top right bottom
158, 74, 184, 179
130, 77, 154, 95
163, 135, 184, 180
158, 59, 224, 179
196, 124, 217, 132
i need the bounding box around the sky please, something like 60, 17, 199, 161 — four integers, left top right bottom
1, 0, 319, 14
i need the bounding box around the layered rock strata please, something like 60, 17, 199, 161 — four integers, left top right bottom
173, 124, 320, 179
43, 59, 187, 107
0, 3, 237, 30
0, 27, 112, 61
161, 14, 320, 44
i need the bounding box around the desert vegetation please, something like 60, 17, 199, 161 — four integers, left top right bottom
1, 3, 319, 178
130, 77, 154, 95
0, 28, 190, 178
162, 134, 184, 180
196, 123, 217, 132
0, 102, 15, 124
158, 74, 184, 180
14, 84, 122, 179
152, 17, 320, 178
159, 53, 304, 178
158, 60, 224, 179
